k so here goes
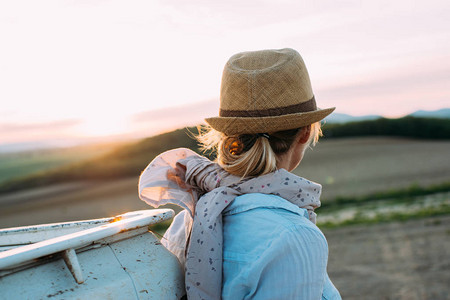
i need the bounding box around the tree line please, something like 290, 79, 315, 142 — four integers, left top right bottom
322, 116, 450, 139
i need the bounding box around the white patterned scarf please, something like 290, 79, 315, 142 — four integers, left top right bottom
139, 148, 322, 300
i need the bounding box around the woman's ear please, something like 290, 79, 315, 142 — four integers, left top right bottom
298, 125, 311, 144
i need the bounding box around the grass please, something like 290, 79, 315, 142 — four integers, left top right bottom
317, 182, 450, 228
319, 203, 450, 229
0, 152, 85, 184
320, 181, 450, 211
0, 144, 112, 185
148, 219, 174, 238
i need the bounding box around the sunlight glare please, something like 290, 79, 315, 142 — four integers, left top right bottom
77, 115, 130, 138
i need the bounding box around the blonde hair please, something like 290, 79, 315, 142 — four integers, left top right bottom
197, 122, 322, 178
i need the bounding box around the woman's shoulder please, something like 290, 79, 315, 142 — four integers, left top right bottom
222, 193, 327, 261
224, 193, 318, 230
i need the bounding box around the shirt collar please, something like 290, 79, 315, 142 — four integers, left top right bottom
223, 192, 309, 219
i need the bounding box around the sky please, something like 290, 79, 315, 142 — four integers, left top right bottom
0, 0, 449, 150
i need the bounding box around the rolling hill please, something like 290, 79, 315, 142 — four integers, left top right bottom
0, 116, 449, 195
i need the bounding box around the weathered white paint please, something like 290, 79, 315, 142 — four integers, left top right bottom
0, 217, 114, 246
0, 210, 162, 246
0, 209, 185, 299
62, 248, 84, 284
0, 209, 173, 269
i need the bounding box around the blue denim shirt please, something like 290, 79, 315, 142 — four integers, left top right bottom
222, 193, 341, 300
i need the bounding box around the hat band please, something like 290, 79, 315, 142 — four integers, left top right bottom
219, 96, 317, 118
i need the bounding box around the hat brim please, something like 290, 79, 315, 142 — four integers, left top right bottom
205, 107, 335, 135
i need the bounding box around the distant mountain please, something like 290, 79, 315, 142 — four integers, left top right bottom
0, 141, 69, 154
409, 108, 450, 119
325, 108, 450, 124
325, 113, 381, 124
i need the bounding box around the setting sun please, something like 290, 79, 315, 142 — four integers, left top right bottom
76, 115, 130, 138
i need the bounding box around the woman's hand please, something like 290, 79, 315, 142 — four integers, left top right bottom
167, 165, 191, 191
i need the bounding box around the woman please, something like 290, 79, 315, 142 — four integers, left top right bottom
139, 48, 341, 299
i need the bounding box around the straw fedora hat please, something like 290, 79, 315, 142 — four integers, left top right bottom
205, 48, 335, 135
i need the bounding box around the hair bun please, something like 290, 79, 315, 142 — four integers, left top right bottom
225, 138, 244, 156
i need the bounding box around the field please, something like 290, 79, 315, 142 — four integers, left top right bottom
0, 137, 449, 299
1, 137, 449, 227
294, 137, 450, 200
0, 143, 112, 184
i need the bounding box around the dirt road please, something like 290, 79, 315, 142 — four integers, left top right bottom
325, 216, 450, 300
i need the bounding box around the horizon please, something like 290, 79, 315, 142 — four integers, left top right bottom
1, 107, 448, 153
1, 0, 449, 152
